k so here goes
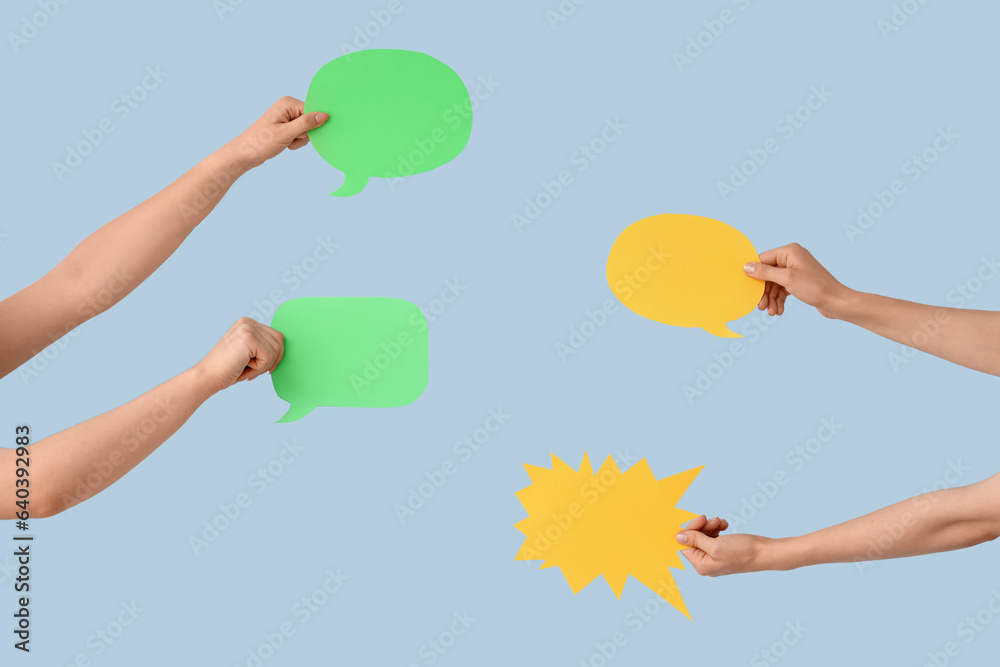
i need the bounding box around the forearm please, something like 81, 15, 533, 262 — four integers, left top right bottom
829, 290, 1000, 376
56, 144, 251, 320
758, 478, 1000, 571
27, 366, 218, 516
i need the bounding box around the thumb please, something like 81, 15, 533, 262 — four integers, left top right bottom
279, 111, 329, 142
743, 261, 790, 286
676, 529, 715, 554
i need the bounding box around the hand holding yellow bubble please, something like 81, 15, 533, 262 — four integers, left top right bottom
606, 214, 764, 338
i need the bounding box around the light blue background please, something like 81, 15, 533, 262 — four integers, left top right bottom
3, 0, 1000, 665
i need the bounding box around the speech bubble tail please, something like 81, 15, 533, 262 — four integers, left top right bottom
331, 172, 369, 197
702, 322, 742, 339
275, 403, 314, 423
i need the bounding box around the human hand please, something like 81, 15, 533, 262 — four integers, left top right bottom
225, 97, 329, 171
675, 515, 770, 576
195, 317, 284, 392
742, 243, 851, 318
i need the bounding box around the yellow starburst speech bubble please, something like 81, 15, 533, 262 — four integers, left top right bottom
514, 453, 703, 618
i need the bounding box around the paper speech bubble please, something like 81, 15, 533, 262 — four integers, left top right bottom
515, 454, 702, 619
270, 297, 428, 422
606, 214, 764, 338
304, 49, 473, 196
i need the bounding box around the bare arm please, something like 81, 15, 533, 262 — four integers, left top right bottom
0, 98, 328, 379
1, 318, 283, 519
677, 473, 1000, 576
836, 292, 1000, 376
744, 244, 1000, 376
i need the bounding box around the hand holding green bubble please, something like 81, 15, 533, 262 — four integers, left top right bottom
304, 49, 473, 196
270, 297, 429, 422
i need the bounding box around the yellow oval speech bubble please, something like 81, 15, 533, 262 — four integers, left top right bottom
606, 213, 764, 338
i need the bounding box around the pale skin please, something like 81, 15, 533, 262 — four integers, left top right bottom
1, 98, 328, 519
677, 244, 1000, 574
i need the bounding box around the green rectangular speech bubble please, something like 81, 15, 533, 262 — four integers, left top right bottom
270, 297, 428, 422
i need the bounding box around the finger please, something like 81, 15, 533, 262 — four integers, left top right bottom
706, 517, 728, 538
777, 288, 788, 315
768, 281, 781, 316
757, 247, 782, 266
243, 329, 279, 380
678, 547, 702, 571
274, 96, 305, 120
678, 545, 716, 576
256, 323, 285, 371
278, 111, 329, 144
684, 515, 708, 533
757, 244, 798, 267
702, 516, 722, 537
744, 261, 792, 286
288, 136, 310, 150
676, 528, 714, 554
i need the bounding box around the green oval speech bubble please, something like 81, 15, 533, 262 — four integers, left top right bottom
304, 49, 473, 196
270, 297, 428, 422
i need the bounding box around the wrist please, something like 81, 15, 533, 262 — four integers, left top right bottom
210, 140, 255, 180
182, 364, 223, 401
819, 285, 861, 321
755, 536, 801, 572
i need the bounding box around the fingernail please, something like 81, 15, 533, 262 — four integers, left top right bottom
316, 112, 330, 123
675, 533, 688, 544
743, 263, 755, 274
